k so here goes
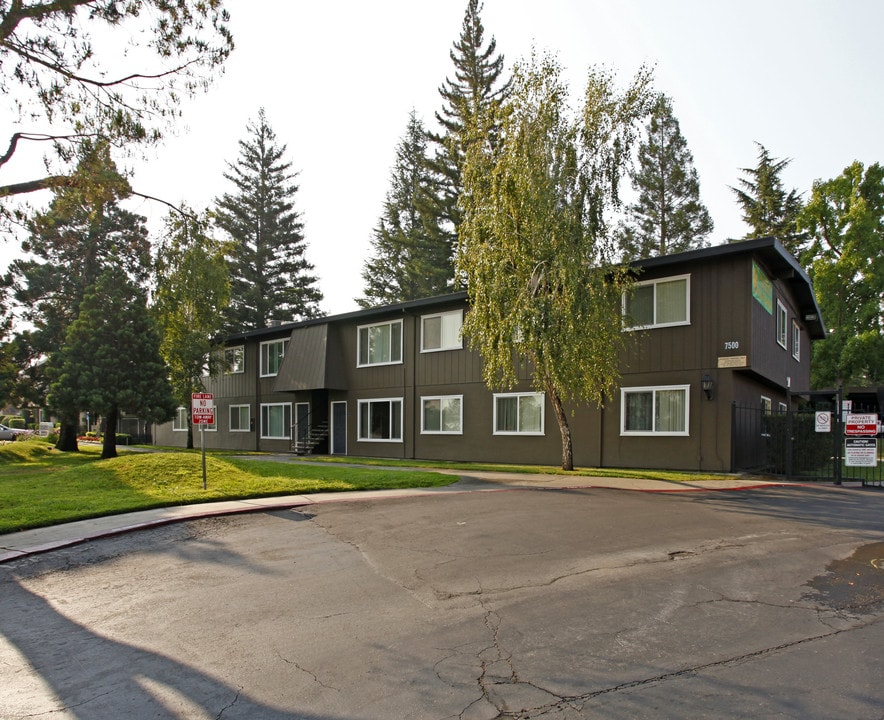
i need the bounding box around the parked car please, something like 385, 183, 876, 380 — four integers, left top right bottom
0, 424, 30, 441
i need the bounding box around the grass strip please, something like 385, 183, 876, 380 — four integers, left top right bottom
0, 440, 449, 534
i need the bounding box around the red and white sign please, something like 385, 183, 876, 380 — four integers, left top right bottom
844, 413, 878, 436
191, 392, 215, 424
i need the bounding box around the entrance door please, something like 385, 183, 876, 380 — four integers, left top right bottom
295, 402, 310, 450
331, 401, 347, 455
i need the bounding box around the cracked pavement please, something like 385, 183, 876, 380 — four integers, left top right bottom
0, 485, 882, 719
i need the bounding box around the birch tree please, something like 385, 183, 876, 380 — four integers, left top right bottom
458, 52, 653, 470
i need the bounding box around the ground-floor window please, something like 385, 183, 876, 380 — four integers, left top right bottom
358, 398, 403, 441
172, 407, 188, 431
230, 404, 251, 432
421, 395, 463, 434
621, 385, 689, 436
261, 403, 292, 439
493, 392, 544, 435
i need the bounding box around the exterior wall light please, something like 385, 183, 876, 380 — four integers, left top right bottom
701, 374, 714, 400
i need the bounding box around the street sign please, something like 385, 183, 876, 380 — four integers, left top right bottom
845, 438, 878, 467
844, 413, 878, 436
814, 411, 832, 433
191, 392, 215, 424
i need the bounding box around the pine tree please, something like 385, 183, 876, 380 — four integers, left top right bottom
48, 267, 176, 459
731, 142, 803, 253
429, 0, 510, 246
7, 142, 151, 451
214, 109, 323, 331
618, 95, 713, 259
359, 112, 452, 307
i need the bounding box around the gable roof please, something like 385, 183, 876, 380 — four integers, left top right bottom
631, 237, 826, 339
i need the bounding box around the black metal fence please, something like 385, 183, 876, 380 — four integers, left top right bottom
732, 394, 883, 486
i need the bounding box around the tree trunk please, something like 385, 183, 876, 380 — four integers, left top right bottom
102, 405, 118, 459
186, 407, 194, 450
55, 415, 79, 452
546, 381, 574, 471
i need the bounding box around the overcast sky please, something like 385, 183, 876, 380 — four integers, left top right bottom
7, 0, 884, 317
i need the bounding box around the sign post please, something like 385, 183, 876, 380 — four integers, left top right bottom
191, 393, 215, 490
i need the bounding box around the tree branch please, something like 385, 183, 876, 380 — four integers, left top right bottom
4, 38, 202, 89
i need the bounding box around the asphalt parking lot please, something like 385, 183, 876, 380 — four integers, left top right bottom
1, 483, 882, 719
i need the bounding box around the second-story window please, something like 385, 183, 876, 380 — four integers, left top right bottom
358, 320, 403, 367
421, 310, 463, 352
623, 275, 690, 330
776, 300, 788, 349
260, 339, 288, 377
791, 320, 800, 361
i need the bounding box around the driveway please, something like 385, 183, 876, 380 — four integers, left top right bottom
1, 483, 882, 719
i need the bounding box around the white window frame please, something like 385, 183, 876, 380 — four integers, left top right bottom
791, 320, 800, 361
760, 396, 772, 415
229, 404, 251, 433
421, 310, 464, 353
421, 395, 464, 435
620, 385, 690, 437
357, 398, 403, 442
493, 392, 545, 436
260, 402, 292, 439
776, 300, 788, 349
260, 339, 288, 377
622, 274, 691, 331
172, 407, 188, 432
225, 345, 245, 374
357, 320, 403, 367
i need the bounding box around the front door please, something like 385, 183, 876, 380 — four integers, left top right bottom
295, 402, 310, 450
331, 401, 347, 455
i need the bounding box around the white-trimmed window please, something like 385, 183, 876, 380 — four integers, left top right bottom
230, 404, 251, 432
225, 346, 245, 374
358, 398, 403, 441
760, 396, 772, 415
623, 274, 690, 330
621, 385, 689, 436
261, 403, 292, 439
791, 320, 800, 361
260, 339, 288, 377
494, 392, 545, 435
421, 395, 463, 434
776, 300, 787, 349
421, 310, 463, 352
358, 320, 403, 367
173, 407, 188, 431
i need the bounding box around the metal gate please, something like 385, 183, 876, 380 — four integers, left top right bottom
732, 390, 883, 486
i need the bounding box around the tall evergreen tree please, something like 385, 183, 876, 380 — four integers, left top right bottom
359, 112, 452, 307
429, 0, 510, 246
618, 95, 713, 259
214, 109, 322, 331
48, 267, 176, 459
7, 142, 151, 450
731, 142, 803, 253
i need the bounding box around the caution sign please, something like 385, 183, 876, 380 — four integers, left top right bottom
845, 438, 878, 467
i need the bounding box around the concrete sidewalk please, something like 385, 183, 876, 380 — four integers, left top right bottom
0, 470, 804, 564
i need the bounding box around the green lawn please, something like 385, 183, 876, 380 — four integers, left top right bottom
0, 440, 451, 534
0, 439, 738, 534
